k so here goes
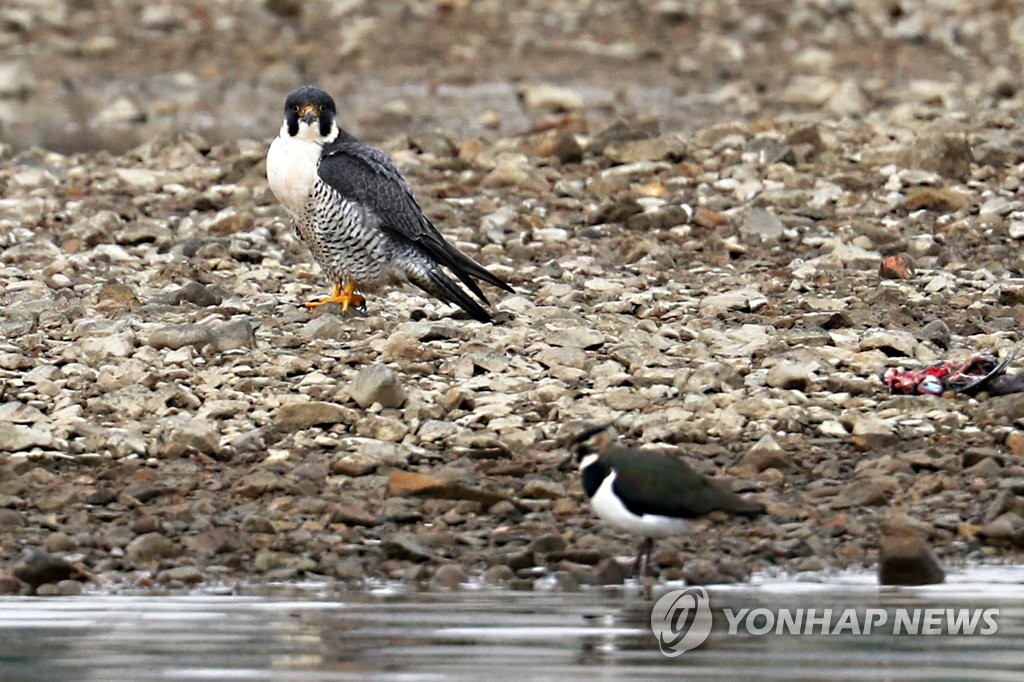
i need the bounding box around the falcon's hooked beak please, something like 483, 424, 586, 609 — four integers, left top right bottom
298, 103, 318, 125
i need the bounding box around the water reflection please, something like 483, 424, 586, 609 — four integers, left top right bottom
0, 568, 1022, 681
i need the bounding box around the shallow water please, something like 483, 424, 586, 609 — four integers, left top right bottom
1, 567, 1022, 681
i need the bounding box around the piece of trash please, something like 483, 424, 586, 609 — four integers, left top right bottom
882, 344, 1023, 396
879, 254, 915, 280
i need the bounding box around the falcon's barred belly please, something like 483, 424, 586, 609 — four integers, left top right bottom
266, 85, 513, 321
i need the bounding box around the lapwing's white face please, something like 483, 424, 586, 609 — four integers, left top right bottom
579, 453, 599, 471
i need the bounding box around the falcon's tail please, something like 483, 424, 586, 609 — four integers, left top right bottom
411, 266, 495, 323
440, 243, 515, 304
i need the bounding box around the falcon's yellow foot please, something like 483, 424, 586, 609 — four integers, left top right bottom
303, 282, 366, 313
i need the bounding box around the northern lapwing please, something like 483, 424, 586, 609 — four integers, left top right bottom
572, 424, 765, 581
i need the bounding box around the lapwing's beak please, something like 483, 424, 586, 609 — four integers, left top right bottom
299, 104, 318, 125
567, 423, 617, 459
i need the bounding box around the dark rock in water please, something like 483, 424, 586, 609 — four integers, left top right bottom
431, 563, 467, 590
496, 549, 535, 571
55, 579, 83, 595
878, 523, 945, 586
682, 559, 729, 585
529, 534, 567, 558
383, 532, 436, 562
482, 564, 516, 585
13, 549, 75, 592
0, 572, 24, 595
591, 557, 627, 585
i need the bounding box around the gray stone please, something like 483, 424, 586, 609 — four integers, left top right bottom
159, 281, 223, 307
739, 434, 792, 472
0, 423, 53, 452
148, 324, 215, 351
210, 319, 256, 352
383, 533, 436, 562
157, 416, 220, 458
831, 480, 889, 509
54, 579, 83, 596
0, 402, 47, 424
766, 361, 813, 390
520, 479, 567, 499
919, 319, 951, 349
602, 134, 687, 164
904, 132, 973, 180
302, 315, 347, 340
331, 452, 379, 476
518, 83, 583, 111
349, 364, 406, 409
740, 207, 785, 244
0, 509, 24, 529
431, 564, 467, 590
124, 533, 177, 563
275, 401, 348, 430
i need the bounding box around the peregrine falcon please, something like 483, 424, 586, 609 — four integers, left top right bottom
266, 85, 513, 322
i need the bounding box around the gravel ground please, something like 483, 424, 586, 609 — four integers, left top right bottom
3, 1, 1024, 594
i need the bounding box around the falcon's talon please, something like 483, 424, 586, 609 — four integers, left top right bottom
302, 282, 365, 313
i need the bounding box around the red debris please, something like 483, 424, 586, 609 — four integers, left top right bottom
883, 346, 1021, 396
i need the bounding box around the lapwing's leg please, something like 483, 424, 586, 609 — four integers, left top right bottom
638, 537, 655, 599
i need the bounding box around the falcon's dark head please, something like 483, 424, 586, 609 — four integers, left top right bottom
282, 85, 338, 140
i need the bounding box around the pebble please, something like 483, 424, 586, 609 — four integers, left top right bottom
0, 423, 53, 451
210, 319, 256, 352
0, 509, 24, 529
124, 533, 177, 563
431, 564, 468, 590
739, 435, 792, 473
275, 401, 349, 430
148, 324, 215, 351
520, 479, 567, 499
765, 361, 813, 390
349, 363, 406, 409
590, 558, 627, 585
740, 207, 785, 244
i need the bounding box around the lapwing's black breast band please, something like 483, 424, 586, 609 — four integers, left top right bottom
580, 460, 608, 498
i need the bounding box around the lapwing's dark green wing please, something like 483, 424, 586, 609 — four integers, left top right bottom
605, 448, 763, 518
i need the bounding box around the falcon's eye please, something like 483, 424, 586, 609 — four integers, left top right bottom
318, 104, 325, 112
291, 104, 299, 112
